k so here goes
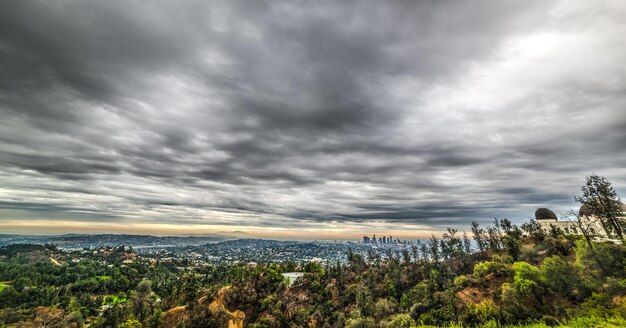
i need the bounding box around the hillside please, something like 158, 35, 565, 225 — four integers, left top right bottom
0, 219, 625, 327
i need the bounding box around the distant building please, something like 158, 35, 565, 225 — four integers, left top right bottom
535, 203, 626, 240
282, 272, 304, 286
363, 236, 370, 244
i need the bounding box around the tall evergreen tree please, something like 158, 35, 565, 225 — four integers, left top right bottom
575, 174, 624, 240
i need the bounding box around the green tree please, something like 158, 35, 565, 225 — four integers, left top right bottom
521, 219, 546, 243
541, 255, 584, 300
345, 316, 377, 328
428, 235, 440, 263
511, 261, 542, 296
374, 298, 397, 320
501, 235, 521, 261
386, 313, 415, 328
131, 280, 154, 323
575, 174, 624, 240
471, 221, 487, 253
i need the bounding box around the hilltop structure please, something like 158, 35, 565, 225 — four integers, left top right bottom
535, 203, 626, 240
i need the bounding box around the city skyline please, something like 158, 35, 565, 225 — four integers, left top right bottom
1, 0, 625, 238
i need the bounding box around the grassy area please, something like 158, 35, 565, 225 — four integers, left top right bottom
0, 285, 7, 293
409, 316, 626, 328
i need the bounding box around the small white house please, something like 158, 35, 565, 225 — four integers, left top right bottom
282, 272, 304, 286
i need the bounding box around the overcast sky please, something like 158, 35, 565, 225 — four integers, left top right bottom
1, 0, 625, 238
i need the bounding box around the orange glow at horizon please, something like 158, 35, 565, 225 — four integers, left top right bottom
0, 219, 440, 240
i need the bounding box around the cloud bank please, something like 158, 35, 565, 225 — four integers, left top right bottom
1, 0, 625, 236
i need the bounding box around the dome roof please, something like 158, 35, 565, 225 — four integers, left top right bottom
535, 208, 557, 221
580, 201, 626, 216
579, 203, 593, 216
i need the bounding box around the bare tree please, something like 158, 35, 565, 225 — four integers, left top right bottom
33, 307, 64, 328
562, 209, 594, 250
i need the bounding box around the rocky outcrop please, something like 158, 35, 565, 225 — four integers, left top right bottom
162, 286, 245, 328
209, 286, 245, 328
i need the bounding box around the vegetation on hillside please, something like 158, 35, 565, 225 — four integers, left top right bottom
1, 222, 624, 328
0, 176, 624, 327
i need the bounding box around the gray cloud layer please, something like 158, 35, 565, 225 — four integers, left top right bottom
1, 0, 625, 233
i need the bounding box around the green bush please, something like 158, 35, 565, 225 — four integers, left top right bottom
471, 299, 500, 324
385, 313, 415, 328
345, 316, 377, 328
474, 261, 506, 279
512, 262, 542, 296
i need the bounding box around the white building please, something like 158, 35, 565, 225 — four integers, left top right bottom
535, 203, 626, 240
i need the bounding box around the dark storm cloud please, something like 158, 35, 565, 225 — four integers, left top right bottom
1, 0, 625, 233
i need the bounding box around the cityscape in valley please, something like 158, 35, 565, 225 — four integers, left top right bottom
0, 234, 419, 265
3, 200, 623, 267
1, 198, 624, 265
2, 0, 626, 327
